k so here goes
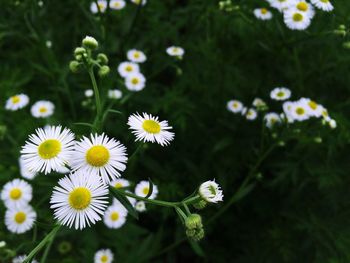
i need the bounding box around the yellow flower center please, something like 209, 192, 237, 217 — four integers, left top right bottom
297, 2, 308, 11
308, 100, 318, 110
142, 120, 161, 134
322, 110, 329, 117
101, 255, 109, 262
98, 3, 105, 9
10, 188, 22, 200
296, 107, 305, 115
232, 103, 238, 108
134, 52, 140, 58
14, 212, 26, 224
114, 183, 123, 188
277, 91, 285, 97
125, 65, 133, 72
131, 78, 139, 85
293, 13, 303, 22
110, 212, 119, 221
11, 96, 21, 104
86, 145, 110, 167
142, 187, 149, 195
271, 118, 277, 124
38, 139, 62, 159
69, 187, 92, 210
320, 0, 329, 2
113, 2, 120, 7
261, 8, 268, 14
39, 107, 48, 113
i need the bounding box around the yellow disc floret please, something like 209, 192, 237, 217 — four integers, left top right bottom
69, 187, 92, 210
10, 188, 22, 200
110, 212, 119, 221
297, 2, 308, 11
86, 145, 110, 167
11, 96, 21, 104
15, 212, 26, 224
293, 13, 303, 22
142, 120, 161, 134
142, 187, 149, 195
101, 255, 109, 263
38, 139, 62, 159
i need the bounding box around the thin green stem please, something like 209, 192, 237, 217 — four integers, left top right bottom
23, 225, 61, 263
128, 144, 144, 162
88, 68, 103, 132
40, 228, 58, 263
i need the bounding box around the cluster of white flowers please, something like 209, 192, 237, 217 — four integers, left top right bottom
118, 49, 147, 92
227, 87, 336, 129
5, 94, 55, 118
90, 0, 126, 13
254, 0, 334, 31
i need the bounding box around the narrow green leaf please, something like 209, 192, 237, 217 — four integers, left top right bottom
109, 187, 139, 220
145, 178, 154, 199
107, 109, 122, 115
189, 239, 205, 257
73, 122, 94, 127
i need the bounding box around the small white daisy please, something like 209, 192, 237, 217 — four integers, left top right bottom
166, 46, 185, 58
5, 204, 37, 234
125, 72, 146, 92
21, 126, 75, 174
19, 157, 37, 180
264, 112, 282, 128
85, 89, 94, 97
291, 1, 315, 18
135, 201, 146, 212
71, 133, 128, 184
110, 178, 130, 189
5, 94, 29, 111
117, 61, 140, 78
130, 0, 147, 6
90, 0, 107, 13
31, 100, 55, 118
254, 8, 273, 20
252, 98, 267, 109
1, 179, 32, 209
300, 98, 323, 118
310, 0, 333, 11
108, 89, 122, 99
12, 255, 38, 263
270, 87, 291, 101
128, 113, 174, 146
135, 180, 158, 200
284, 9, 311, 30
103, 204, 127, 229
127, 49, 147, 63
245, 108, 258, 121
94, 249, 114, 263
226, 100, 244, 113
109, 0, 126, 10
198, 180, 223, 203
50, 171, 109, 230
289, 101, 310, 121
328, 119, 337, 129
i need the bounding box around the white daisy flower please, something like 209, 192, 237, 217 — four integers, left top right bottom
1, 179, 32, 209
127, 49, 147, 63
135, 201, 146, 212
70, 133, 127, 184
5, 204, 37, 234
284, 9, 311, 30
90, 0, 107, 13
252, 98, 267, 109
328, 119, 337, 129
109, 0, 126, 10
110, 178, 130, 189
130, 0, 147, 6
270, 87, 291, 101
282, 101, 294, 122
5, 94, 29, 111
12, 255, 38, 263
289, 101, 310, 121
226, 100, 244, 113
245, 108, 258, 121
291, 1, 315, 18
85, 89, 94, 97
135, 180, 158, 200
108, 89, 122, 99
125, 72, 146, 92
254, 8, 273, 20
199, 180, 223, 203
103, 204, 127, 229
50, 171, 109, 230
94, 249, 114, 263
300, 98, 323, 118
31, 100, 55, 118
166, 46, 185, 58
128, 112, 174, 146
264, 112, 282, 128
19, 157, 37, 180
310, 0, 333, 11
268, 0, 294, 11
117, 61, 140, 78
21, 126, 75, 174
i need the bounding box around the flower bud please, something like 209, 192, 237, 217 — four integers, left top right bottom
69, 61, 81, 73
74, 47, 86, 56
97, 53, 109, 65
186, 227, 205, 242
193, 200, 207, 210
343, 41, 350, 49
185, 214, 202, 230
314, 137, 322, 143
0, 241, 6, 248
333, 29, 346, 37
339, 24, 346, 30
82, 36, 98, 50
98, 65, 110, 77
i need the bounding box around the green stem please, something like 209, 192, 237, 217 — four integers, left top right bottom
40, 228, 58, 263
128, 144, 144, 162
88, 68, 103, 132
23, 225, 61, 263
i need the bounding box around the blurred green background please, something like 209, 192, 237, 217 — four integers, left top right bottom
1, 0, 350, 262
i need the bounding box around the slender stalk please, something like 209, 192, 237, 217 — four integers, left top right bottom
23, 225, 61, 263
128, 144, 144, 162
88, 68, 103, 132
40, 229, 57, 263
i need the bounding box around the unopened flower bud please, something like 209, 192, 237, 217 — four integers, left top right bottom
343, 41, 350, 49
97, 53, 109, 65
74, 47, 86, 56
333, 29, 346, 37
82, 36, 98, 50
0, 241, 6, 248
314, 137, 322, 143
98, 65, 110, 77
185, 214, 202, 230
339, 24, 346, 30
186, 227, 205, 242
69, 61, 81, 73
193, 200, 207, 210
